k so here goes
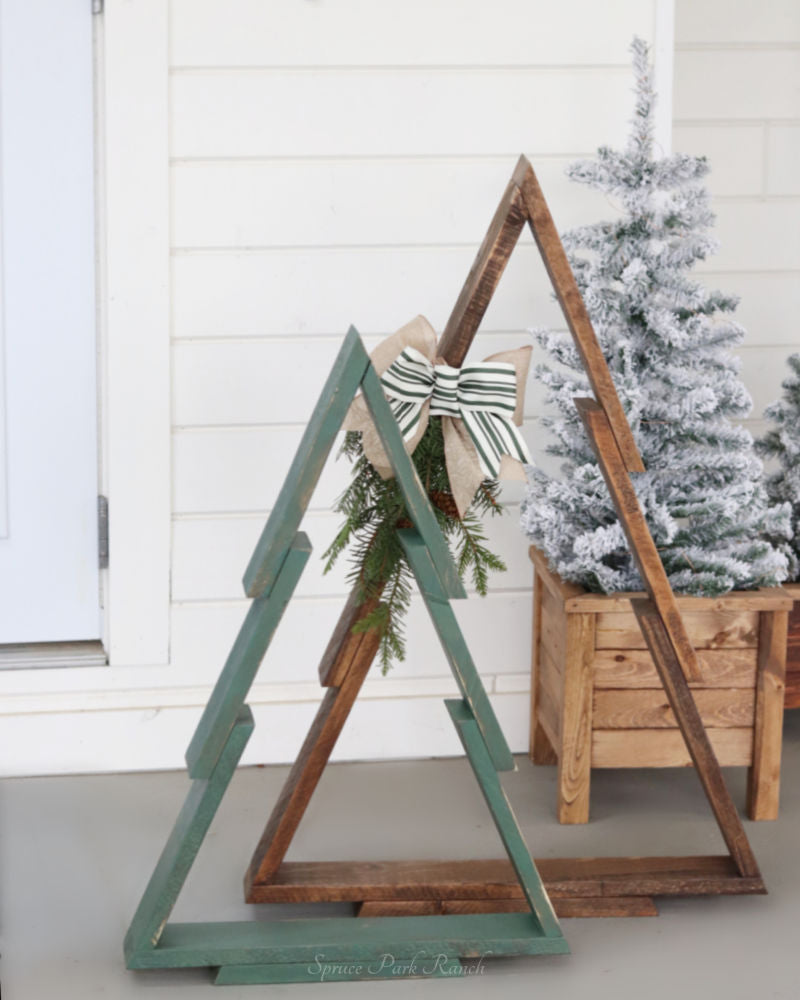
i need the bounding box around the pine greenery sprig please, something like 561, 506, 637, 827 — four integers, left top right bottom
323, 418, 506, 673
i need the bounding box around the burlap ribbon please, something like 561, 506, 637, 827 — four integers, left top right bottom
344, 315, 532, 516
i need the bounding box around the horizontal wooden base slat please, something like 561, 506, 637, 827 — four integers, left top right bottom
592, 689, 755, 730
591, 727, 753, 767
126, 913, 570, 969
215, 957, 464, 984
358, 897, 658, 918
246, 857, 765, 904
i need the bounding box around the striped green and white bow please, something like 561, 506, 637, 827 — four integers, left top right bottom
380, 346, 531, 478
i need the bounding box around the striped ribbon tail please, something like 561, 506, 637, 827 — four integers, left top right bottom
457, 363, 531, 478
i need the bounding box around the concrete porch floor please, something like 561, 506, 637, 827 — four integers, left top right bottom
2, 709, 799, 998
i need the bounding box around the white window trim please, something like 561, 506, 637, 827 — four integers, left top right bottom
101, 0, 170, 666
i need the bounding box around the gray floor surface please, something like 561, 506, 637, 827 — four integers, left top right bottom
2, 710, 799, 998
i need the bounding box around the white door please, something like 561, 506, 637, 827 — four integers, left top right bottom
0, 0, 100, 643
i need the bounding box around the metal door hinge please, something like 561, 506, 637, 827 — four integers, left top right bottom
98, 495, 109, 569
92, 0, 103, 15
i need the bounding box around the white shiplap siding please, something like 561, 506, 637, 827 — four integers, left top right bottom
0, 0, 672, 775
673, 0, 800, 443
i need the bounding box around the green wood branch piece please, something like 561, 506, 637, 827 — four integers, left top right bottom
127, 912, 567, 970
446, 699, 564, 941
243, 326, 370, 599
186, 534, 311, 779
359, 361, 466, 599
399, 528, 513, 771
125, 707, 254, 960
214, 957, 465, 985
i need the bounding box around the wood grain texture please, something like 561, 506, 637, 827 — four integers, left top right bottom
565, 587, 793, 614
596, 609, 759, 650
593, 647, 758, 689
785, 584, 800, 709
247, 856, 765, 904
362, 897, 657, 918
529, 546, 584, 603
537, 647, 563, 745
244, 621, 381, 891
557, 613, 595, 823
516, 160, 643, 473
539, 581, 567, 664
592, 689, 755, 730
438, 174, 527, 365
318, 586, 384, 687
591, 727, 753, 767
631, 599, 760, 878
529, 572, 557, 763
747, 610, 788, 819
575, 398, 703, 685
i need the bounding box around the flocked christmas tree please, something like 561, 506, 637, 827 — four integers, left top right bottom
520, 38, 789, 595
756, 355, 800, 580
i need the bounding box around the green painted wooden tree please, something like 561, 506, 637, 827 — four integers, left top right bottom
124, 326, 568, 986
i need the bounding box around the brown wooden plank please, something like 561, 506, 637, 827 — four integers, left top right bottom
318, 588, 384, 686
441, 897, 657, 918
566, 587, 793, 614
530, 572, 558, 764
437, 176, 527, 366
557, 613, 595, 824
248, 857, 764, 903
631, 598, 760, 877
244, 622, 381, 893
596, 610, 759, 650
592, 727, 753, 767
539, 581, 567, 666
537, 662, 562, 750
593, 689, 755, 730
594, 647, 757, 690
516, 160, 643, 474
785, 585, 800, 709
747, 610, 788, 820
539, 646, 564, 728
357, 900, 441, 917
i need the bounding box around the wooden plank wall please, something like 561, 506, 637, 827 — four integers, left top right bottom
165, 0, 663, 765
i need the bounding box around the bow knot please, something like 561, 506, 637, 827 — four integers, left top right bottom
380, 346, 531, 479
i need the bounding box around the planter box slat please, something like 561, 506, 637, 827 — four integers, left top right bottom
529, 546, 787, 822
785, 583, 800, 710
595, 610, 759, 650
593, 647, 758, 689
591, 728, 754, 768
593, 689, 756, 730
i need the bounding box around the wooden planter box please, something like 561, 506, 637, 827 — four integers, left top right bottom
785, 583, 800, 709
529, 546, 792, 824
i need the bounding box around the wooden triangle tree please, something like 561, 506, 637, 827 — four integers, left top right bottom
244, 156, 765, 919
124, 323, 569, 986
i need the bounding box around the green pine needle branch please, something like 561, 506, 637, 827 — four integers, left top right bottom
323, 418, 507, 673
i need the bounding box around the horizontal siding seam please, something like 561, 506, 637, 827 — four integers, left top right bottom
168, 63, 636, 75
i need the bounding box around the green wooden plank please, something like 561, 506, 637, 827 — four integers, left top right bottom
127, 912, 568, 970
446, 699, 564, 942
186, 534, 310, 779
125, 708, 254, 960
398, 531, 512, 771
243, 326, 370, 599
215, 957, 465, 984
359, 361, 466, 600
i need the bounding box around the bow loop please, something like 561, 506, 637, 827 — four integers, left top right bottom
380, 347, 531, 480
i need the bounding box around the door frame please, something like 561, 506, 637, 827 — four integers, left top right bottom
101, 0, 170, 666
